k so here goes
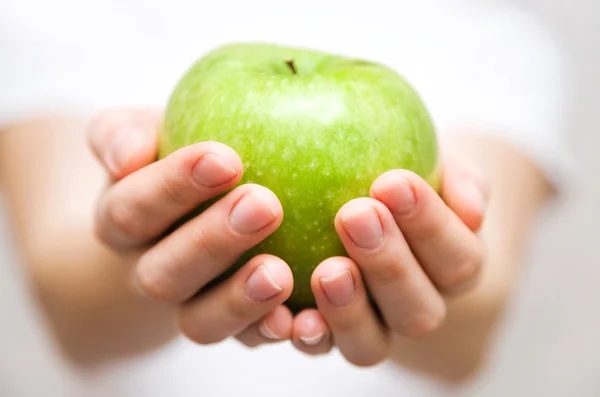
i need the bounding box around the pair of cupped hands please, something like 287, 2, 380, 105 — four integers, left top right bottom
89, 108, 487, 367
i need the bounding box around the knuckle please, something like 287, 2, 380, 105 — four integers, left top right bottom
93, 208, 114, 247
105, 195, 146, 241
160, 161, 193, 207
135, 260, 177, 302
190, 221, 228, 264
442, 245, 483, 291
224, 294, 253, 325
445, 262, 480, 291
399, 306, 446, 338
331, 319, 358, 335
93, 222, 125, 253
95, 196, 140, 251
177, 312, 223, 345
410, 213, 448, 241
367, 258, 409, 287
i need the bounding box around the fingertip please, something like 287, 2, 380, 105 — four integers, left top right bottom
228, 184, 284, 235
245, 254, 294, 301
309, 259, 390, 365
87, 108, 159, 179
201, 141, 244, 167
370, 169, 422, 194
311, 256, 356, 290
176, 255, 295, 345
291, 309, 332, 354
248, 184, 284, 218
259, 305, 294, 340
335, 197, 387, 228
115, 125, 158, 178
236, 305, 294, 348
186, 141, 245, 183
262, 256, 295, 298
311, 256, 363, 310
370, 169, 434, 216
337, 196, 379, 215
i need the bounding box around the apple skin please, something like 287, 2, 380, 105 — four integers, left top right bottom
159, 43, 440, 311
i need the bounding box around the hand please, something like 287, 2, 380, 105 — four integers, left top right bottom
88, 108, 298, 347
289, 152, 488, 366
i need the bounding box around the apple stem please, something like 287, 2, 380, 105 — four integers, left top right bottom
285, 58, 297, 74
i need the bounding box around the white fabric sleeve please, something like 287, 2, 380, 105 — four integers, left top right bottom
427, 5, 577, 194
0, 4, 160, 128
0, 23, 92, 127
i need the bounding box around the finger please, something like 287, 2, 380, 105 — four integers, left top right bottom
135, 184, 282, 303
96, 141, 243, 251
177, 255, 293, 345
440, 157, 489, 232
291, 309, 332, 355
87, 108, 162, 179
371, 170, 484, 294
235, 305, 294, 348
335, 198, 446, 338
311, 257, 390, 366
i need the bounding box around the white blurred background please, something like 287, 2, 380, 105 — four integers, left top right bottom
463, 0, 600, 395
0, 0, 598, 396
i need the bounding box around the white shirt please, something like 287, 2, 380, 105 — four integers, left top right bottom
0, 1, 573, 396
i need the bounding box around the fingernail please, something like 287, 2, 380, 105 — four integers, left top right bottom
320, 270, 355, 307
300, 332, 325, 346
192, 154, 238, 188
341, 208, 383, 250
230, 190, 278, 235
258, 320, 281, 340
245, 264, 283, 302
389, 178, 417, 216
106, 124, 148, 173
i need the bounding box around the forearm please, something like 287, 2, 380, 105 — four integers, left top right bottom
0, 117, 178, 366
28, 223, 177, 366
389, 132, 553, 381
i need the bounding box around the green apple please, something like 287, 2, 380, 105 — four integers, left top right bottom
159, 43, 440, 311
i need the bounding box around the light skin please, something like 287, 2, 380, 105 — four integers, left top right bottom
0, 108, 552, 381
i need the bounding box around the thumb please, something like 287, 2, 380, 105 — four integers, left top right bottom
87, 108, 162, 180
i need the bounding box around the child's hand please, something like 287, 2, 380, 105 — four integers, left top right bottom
87, 108, 487, 362
290, 151, 488, 366
88, 108, 296, 348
